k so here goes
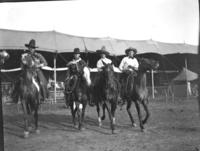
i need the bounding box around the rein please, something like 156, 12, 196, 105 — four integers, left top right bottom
65, 75, 79, 94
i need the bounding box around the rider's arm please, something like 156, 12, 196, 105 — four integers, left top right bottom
35, 53, 48, 67
20, 53, 28, 68
79, 59, 87, 66
96, 59, 102, 70
133, 58, 139, 70
21, 53, 27, 64
119, 57, 125, 71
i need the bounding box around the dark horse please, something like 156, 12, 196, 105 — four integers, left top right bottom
125, 58, 159, 132
92, 62, 120, 134
17, 54, 41, 138
64, 62, 91, 130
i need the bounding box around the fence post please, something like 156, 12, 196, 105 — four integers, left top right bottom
151, 69, 155, 99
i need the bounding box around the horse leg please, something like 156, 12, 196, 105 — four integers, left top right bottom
77, 107, 82, 130
70, 102, 77, 128
80, 103, 86, 130
141, 99, 150, 125
77, 102, 85, 130
27, 103, 34, 132
134, 100, 144, 132
101, 103, 106, 121
126, 99, 136, 127
105, 101, 114, 134
21, 100, 30, 138
34, 105, 40, 134
111, 100, 117, 133
96, 102, 102, 127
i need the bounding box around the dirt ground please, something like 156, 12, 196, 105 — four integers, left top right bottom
3, 98, 200, 151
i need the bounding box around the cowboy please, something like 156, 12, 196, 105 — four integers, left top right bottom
67, 48, 86, 67
65, 48, 87, 106
119, 47, 139, 103
21, 39, 48, 102
66, 48, 86, 91
66, 48, 86, 86
96, 46, 112, 71
119, 47, 139, 72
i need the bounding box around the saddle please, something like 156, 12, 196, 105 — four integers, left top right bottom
65, 75, 78, 93
120, 69, 137, 101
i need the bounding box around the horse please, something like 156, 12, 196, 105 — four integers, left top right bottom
92, 62, 120, 134
64, 62, 91, 130
125, 58, 159, 132
17, 54, 41, 138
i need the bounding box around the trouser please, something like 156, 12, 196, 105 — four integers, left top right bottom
36, 69, 48, 101
120, 70, 137, 101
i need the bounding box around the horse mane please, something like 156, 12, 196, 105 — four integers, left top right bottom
100, 63, 118, 98
138, 57, 159, 72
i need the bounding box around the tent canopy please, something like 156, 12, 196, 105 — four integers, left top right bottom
0, 28, 198, 55
173, 68, 198, 81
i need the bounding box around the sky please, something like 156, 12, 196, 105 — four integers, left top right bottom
0, 0, 199, 45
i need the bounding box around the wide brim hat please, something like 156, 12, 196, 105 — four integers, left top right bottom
125, 47, 137, 55
25, 39, 38, 48
96, 46, 110, 55
73, 48, 81, 54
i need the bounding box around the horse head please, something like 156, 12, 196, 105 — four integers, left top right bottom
100, 62, 116, 90
22, 54, 35, 69
138, 58, 159, 72
21, 54, 37, 82
68, 62, 91, 87
101, 62, 115, 77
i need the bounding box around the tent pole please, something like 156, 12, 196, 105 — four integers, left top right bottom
185, 58, 189, 97
0, 65, 4, 151
54, 54, 57, 103
185, 58, 188, 69
151, 69, 155, 99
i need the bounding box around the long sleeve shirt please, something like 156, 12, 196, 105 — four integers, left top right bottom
21, 52, 47, 68
96, 58, 112, 69
119, 56, 139, 71
67, 58, 86, 66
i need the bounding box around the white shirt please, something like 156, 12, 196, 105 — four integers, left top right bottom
96, 57, 112, 69
68, 58, 82, 65
119, 56, 139, 71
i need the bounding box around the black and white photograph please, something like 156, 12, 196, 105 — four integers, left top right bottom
0, 0, 199, 151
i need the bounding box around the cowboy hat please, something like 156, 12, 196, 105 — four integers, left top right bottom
73, 48, 81, 54
96, 46, 110, 55
25, 39, 38, 48
125, 47, 137, 55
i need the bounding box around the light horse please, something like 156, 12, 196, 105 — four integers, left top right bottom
125, 58, 159, 132
18, 54, 41, 138
92, 62, 120, 134
64, 62, 91, 130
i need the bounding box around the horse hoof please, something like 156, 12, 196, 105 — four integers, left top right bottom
101, 116, 105, 121
112, 129, 119, 134
132, 123, 137, 127
99, 122, 102, 127
142, 120, 147, 125
141, 128, 146, 133
28, 126, 33, 132
35, 129, 40, 134
24, 131, 30, 138
74, 125, 79, 129
80, 127, 86, 131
